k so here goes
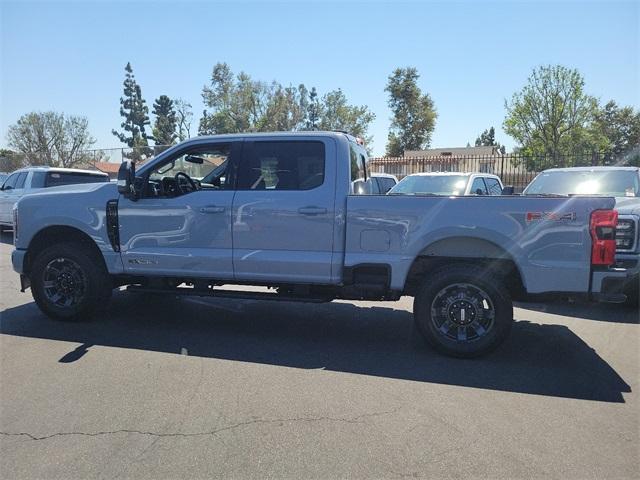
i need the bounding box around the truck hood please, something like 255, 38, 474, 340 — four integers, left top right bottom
25, 181, 117, 197
614, 196, 640, 215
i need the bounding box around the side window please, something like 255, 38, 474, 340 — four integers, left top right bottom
380, 177, 395, 193
31, 172, 46, 188
485, 178, 503, 195
14, 172, 27, 189
238, 141, 325, 191
471, 177, 488, 195
2, 173, 19, 190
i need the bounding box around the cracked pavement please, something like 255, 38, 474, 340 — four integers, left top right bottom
1, 235, 639, 479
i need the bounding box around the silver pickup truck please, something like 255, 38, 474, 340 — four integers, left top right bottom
10, 132, 629, 357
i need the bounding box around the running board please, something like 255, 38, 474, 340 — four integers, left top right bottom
126, 285, 332, 303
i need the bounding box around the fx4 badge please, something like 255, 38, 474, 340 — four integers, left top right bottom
526, 212, 576, 222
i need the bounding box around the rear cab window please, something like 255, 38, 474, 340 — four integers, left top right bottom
470, 177, 488, 195
484, 177, 502, 195
43, 171, 109, 188
238, 141, 325, 190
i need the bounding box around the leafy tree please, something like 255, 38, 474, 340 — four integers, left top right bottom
174, 98, 193, 141
199, 63, 270, 134
259, 84, 307, 131
112, 62, 151, 161
152, 95, 177, 147
0, 149, 25, 172
593, 100, 640, 161
318, 89, 375, 148
198, 62, 375, 148
474, 126, 506, 153
7, 111, 95, 167
504, 65, 599, 166
385, 67, 437, 156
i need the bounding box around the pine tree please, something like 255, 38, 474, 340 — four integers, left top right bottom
306, 87, 320, 130
152, 95, 177, 147
112, 62, 151, 161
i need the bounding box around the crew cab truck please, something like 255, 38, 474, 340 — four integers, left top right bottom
11, 132, 628, 357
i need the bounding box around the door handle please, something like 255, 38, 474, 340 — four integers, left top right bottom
298, 206, 327, 215
200, 205, 225, 214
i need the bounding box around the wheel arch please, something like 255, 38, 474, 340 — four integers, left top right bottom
404, 237, 526, 299
24, 225, 106, 276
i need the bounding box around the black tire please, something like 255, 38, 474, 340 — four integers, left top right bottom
30, 242, 112, 321
413, 263, 513, 358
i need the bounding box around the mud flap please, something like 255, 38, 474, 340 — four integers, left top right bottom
20, 274, 31, 292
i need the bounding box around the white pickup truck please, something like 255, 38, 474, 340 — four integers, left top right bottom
10, 132, 630, 357
0, 166, 109, 228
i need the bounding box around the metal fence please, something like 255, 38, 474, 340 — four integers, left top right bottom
81, 145, 172, 165
368, 151, 639, 192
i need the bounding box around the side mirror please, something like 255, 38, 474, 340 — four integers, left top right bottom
117, 160, 137, 199
353, 179, 371, 195
501, 185, 515, 195
475, 188, 485, 195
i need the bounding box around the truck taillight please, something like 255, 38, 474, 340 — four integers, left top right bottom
590, 210, 617, 266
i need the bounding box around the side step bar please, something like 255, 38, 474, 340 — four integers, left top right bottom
126, 285, 332, 303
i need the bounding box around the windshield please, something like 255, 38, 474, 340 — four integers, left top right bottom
388, 175, 469, 195
523, 170, 640, 197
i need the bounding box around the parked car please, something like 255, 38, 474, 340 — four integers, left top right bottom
524, 166, 639, 304
0, 167, 109, 229
352, 173, 398, 194
388, 172, 504, 196
0, 172, 8, 185
11, 133, 630, 357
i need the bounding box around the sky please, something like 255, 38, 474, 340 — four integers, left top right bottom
1, 0, 638, 157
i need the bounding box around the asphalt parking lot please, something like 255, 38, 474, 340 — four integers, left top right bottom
0, 231, 638, 479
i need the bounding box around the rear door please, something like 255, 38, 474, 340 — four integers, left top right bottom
232, 137, 337, 284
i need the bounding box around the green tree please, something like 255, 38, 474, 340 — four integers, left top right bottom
318, 89, 375, 147
0, 149, 25, 172
306, 87, 320, 130
199, 63, 270, 134
174, 98, 193, 141
385, 67, 437, 156
112, 62, 151, 161
259, 83, 307, 131
474, 126, 506, 153
152, 95, 177, 147
504, 65, 599, 167
593, 100, 640, 161
7, 111, 95, 167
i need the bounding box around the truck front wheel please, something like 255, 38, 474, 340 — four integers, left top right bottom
30, 243, 112, 321
413, 264, 513, 358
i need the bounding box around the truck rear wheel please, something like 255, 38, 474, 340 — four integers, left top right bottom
31, 243, 112, 321
413, 264, 513, 358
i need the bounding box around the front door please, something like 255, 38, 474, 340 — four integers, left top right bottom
232, 138, 336, 284
118, 141, 239, 280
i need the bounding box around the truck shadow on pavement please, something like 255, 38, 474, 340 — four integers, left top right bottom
516, 300, 639, 324
0, 292, 632, 403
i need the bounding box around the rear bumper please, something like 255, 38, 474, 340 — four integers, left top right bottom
591, 267, 635, 303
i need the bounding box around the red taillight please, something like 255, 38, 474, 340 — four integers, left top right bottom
590, 210, 618, 266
